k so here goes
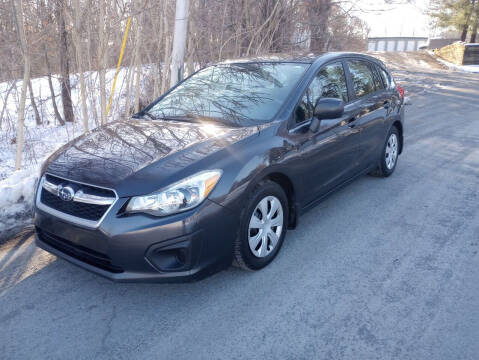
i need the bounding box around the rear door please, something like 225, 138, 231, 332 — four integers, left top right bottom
345, 59, 389, 169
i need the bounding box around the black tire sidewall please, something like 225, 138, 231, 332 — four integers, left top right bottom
238, 181, 288, 270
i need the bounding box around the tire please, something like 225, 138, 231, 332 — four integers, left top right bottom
233, 180, 289, 271
370, 126, 400, 177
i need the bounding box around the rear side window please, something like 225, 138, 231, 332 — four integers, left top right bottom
294, 62, 348, 124
347, 60, 375, 98
378, 67, 391, 89
370, 64, 384, 90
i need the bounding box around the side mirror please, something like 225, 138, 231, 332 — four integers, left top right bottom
313, 98, 344, 120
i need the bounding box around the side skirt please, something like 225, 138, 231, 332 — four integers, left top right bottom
299, 165, 377, 217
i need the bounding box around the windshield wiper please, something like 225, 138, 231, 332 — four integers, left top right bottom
137, 111, 240, 127
132, 110, 158, 120
159, 115, 203, 123
142, 111, 158, 120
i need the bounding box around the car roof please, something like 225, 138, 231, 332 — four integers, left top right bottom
217, 52, 388, 70
219, 53, 324, 64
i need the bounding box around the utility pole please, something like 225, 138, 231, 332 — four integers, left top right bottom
170, 0, 189, 88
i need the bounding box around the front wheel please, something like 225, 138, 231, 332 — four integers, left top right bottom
233, 180, 288, 270
370, 126, 400, 177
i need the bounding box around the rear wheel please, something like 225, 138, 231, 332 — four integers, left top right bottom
370, 126, 400, 177
234, 180, 288, 270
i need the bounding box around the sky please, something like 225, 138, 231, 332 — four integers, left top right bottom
354, 0, 432, 38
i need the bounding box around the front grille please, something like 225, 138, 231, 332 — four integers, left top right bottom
37, 228, 123, 273
45, 174, 114, 197
41, 190, 109, 221
40, 174, 116, 222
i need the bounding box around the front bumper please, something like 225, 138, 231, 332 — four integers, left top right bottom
34, 198, 237, 282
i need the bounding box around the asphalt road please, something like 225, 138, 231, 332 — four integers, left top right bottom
1, 67, 479, 360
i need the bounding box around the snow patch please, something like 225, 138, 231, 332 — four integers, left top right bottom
0, 65, 153, 237
433, 56, 479, 73
0, 164, 42, 237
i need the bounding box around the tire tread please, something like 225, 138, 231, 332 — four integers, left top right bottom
233, 180, 287, 270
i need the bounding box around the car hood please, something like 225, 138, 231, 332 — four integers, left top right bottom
45, 119, 261, 196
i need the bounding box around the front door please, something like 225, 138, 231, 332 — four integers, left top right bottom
287, 61, 361, 205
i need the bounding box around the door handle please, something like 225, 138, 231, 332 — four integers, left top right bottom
347, 116, 357, 127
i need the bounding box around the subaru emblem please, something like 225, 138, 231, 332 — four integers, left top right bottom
58, 185, 75, 202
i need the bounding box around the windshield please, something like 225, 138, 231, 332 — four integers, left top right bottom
147, 62, 309, 126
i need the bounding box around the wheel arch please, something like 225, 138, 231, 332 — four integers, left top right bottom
263, 172, 298, 229
392, 120, 403, 154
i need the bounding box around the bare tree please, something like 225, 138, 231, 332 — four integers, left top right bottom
471, 0, 479, 42
71, 0, 89, 132
98, 0, 107, 124
307, 0, 333, 51
28, 80, 41, 125
1, 0, 372, 172
44, 45, 65, 126
0, 81, 16, 130
11, 0, 30, 170
152, 3, 164, 98
56, 0, 74, 123
133, 1, 145, 113
161, 1, 172, 94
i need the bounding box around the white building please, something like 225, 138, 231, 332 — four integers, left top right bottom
367, 37, 428, 52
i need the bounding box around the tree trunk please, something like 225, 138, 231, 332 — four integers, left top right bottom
186, 35, 195, 76
309, 0, 332, 52
12, 0, 30, 170
0, 81, 16, 130
246, 0, 280, 55
28, 80, 41, 125
461, 0, 476, 42
161, 1, 172, 94
44, 45, 65, 125
124, 60, 134, 117
134, 8, 144, 113
98, 0, 107, 124
240, 0, 251, 56
471, 3, 479, 43
72, 0, 89, 132
153, 5, 163, 98
217, 1, 227, 60
86, 0, 99, 127
16, 55, 30, 170
461, 24, 468, 42
57, 0, 74, 123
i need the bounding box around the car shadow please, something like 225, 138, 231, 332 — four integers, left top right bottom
0, 164, 446, 357
0, 171, 377, 301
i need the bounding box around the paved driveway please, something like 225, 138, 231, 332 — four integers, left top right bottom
1, 68, 479, 360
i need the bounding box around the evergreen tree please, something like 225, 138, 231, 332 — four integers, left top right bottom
430, 0, 478, 42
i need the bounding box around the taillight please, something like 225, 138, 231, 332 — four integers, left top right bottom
397, 85, 405, 98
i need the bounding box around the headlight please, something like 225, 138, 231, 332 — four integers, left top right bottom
125, 170, 222, 216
